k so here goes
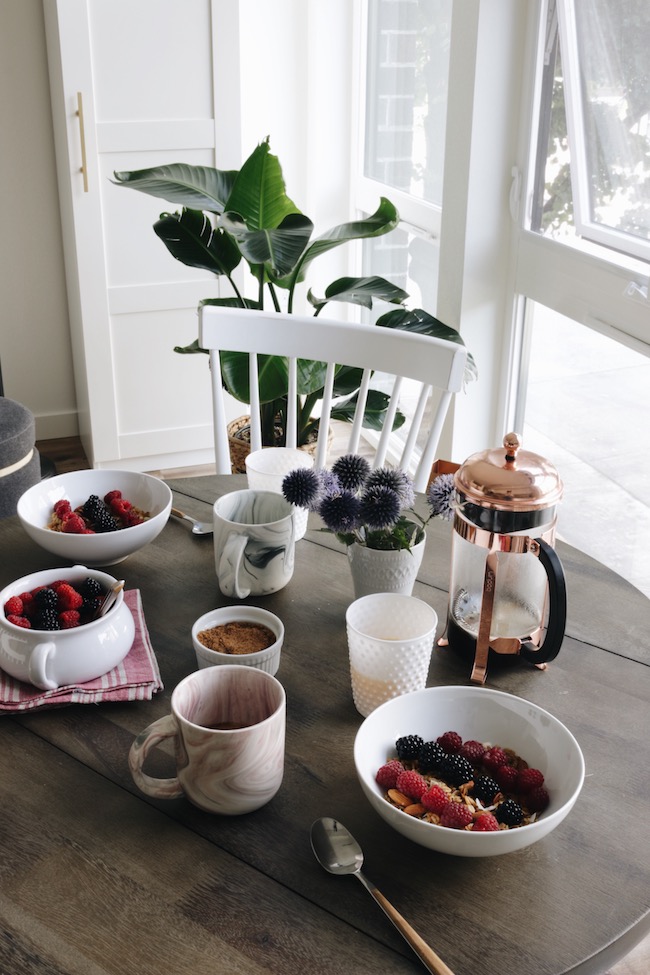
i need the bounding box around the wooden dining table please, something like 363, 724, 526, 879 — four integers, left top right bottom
0, 473, 648, 975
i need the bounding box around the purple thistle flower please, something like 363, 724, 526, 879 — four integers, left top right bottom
427, 473, 456, 521
282, 468, 320, 508
331, 454, 371, 492
358, 485, 402, 530
366, 467, 415, 508
319, 491, 362, 533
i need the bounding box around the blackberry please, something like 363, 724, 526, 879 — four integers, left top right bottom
79, 577, 103, 599
418, 740, 446, 774
82, 494, 103, 519
395, 735, 424, 762
80, 596, 101, 621
34, 587, 58, 609
495, 798, 524, 827
471, 775, 501, 805
34, 608, 60, 631
93, 506, 118, 533
441, 753, 474, 786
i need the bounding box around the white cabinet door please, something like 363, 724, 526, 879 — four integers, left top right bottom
43, 0, 238, 470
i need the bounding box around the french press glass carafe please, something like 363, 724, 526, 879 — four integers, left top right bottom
445, 433, 567, 684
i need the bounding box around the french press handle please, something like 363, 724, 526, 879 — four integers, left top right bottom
520, 539, 567, 666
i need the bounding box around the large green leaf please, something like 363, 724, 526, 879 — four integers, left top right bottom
112, 163, 238, 213
220, 351, 289, 405
331, 388, 406, 431
154, 209, 241, 276
377, 307, 478, 384
279, 198, 400, 288
224, 139, 301, 231
220, 212, 314, 278
308, 275, 408, 312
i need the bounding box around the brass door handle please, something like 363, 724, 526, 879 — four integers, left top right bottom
76, 92, 89, 192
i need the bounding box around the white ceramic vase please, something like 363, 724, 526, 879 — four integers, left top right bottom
347, 536, 426, 599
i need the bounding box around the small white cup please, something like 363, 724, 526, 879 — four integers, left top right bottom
245, 447, 314, 540
192, 606, 284, 675
346, 593, 438, 717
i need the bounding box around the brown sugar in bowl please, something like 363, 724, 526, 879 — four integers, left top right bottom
192, 606, 284, 675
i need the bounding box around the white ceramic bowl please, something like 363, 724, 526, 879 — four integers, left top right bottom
17, 469, 172, 566
354, 685, 585, 857
192, 606, 284, 675
0, 565, 135, 690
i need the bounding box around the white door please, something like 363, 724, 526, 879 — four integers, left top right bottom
43, 0, 239, 470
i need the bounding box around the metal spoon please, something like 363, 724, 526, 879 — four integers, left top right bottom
310, 818, 455, 975
170, 507, 213, 536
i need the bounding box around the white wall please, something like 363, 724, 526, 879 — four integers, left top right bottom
0, 0, 77, 438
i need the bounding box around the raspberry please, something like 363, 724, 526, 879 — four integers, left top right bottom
59, 610, 81, 629
53, 499, 72, 518
395, 735, 424, 762
62, 513, 90, 534
482, 746, 509, 773
471, 775, 501, 805
437, 730, 462, 753
417, 740, 445, 774
421, 784, 448, 814
516, 767, 545, 793
19, 592, 35, 616
495, 798, 524, 826
56, 584, 83, 612
526, 786, 550, 813
459, 739, 485, 764
472, 812, 500, 832
125, 510, 145, 526
496, 765, 519, 792
441, 753, 474, 786
104, 490, 122, 505
440, 801, 473, 829
7, 614, 31, 628
395, 769, 427, 800
375, 760, 404, 789
4, 595, 23, 616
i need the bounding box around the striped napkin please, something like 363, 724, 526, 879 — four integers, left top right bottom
0, 589, 163, 712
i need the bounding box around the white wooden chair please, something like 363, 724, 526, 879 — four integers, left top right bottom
199, 306, 467, 493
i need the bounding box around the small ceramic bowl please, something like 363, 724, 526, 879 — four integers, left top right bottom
0, 565, 135, 690
354, 685, 585, 857
17, 469, 172, 566
192, 606, 284, 675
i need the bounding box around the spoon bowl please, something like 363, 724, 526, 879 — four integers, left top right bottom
310, 818, 455, 975
171, 507, 213, 536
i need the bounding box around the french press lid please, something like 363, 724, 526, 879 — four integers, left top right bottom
454, 433, 564, 533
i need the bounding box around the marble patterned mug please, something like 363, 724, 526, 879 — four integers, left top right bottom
213, 489, 296, 598
128, 665, 286, 815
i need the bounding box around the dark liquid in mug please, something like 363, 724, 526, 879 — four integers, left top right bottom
204, 720, 252, 731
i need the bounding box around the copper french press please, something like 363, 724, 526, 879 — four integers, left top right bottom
443, 433, 567, 684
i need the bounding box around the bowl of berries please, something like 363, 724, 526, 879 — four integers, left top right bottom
0, 565, 135, 689
17, 469, 172, 566
354, 685, 584, 856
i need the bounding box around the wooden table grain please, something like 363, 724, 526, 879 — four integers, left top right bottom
0, 474, 648, 975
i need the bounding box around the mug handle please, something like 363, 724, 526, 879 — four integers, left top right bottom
128, 714, 184, 800
29, 642, 58, 691
520, 539, 567, 666
218, 532, 251, 599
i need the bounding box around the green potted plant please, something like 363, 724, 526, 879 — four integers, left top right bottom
113, 138, 475, 462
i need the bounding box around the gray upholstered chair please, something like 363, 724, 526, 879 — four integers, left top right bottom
0, 397, 42, 519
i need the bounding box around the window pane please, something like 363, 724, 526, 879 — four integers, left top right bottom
523, 303, 650, 597
364, 0, 452, 206
571, 0, 650, 245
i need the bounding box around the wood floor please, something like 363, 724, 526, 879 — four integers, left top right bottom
34, 436, 649, 975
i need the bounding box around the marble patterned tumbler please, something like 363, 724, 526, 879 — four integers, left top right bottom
128, 665, 286, 814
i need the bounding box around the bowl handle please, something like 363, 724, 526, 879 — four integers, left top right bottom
29, 642, 58, 690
